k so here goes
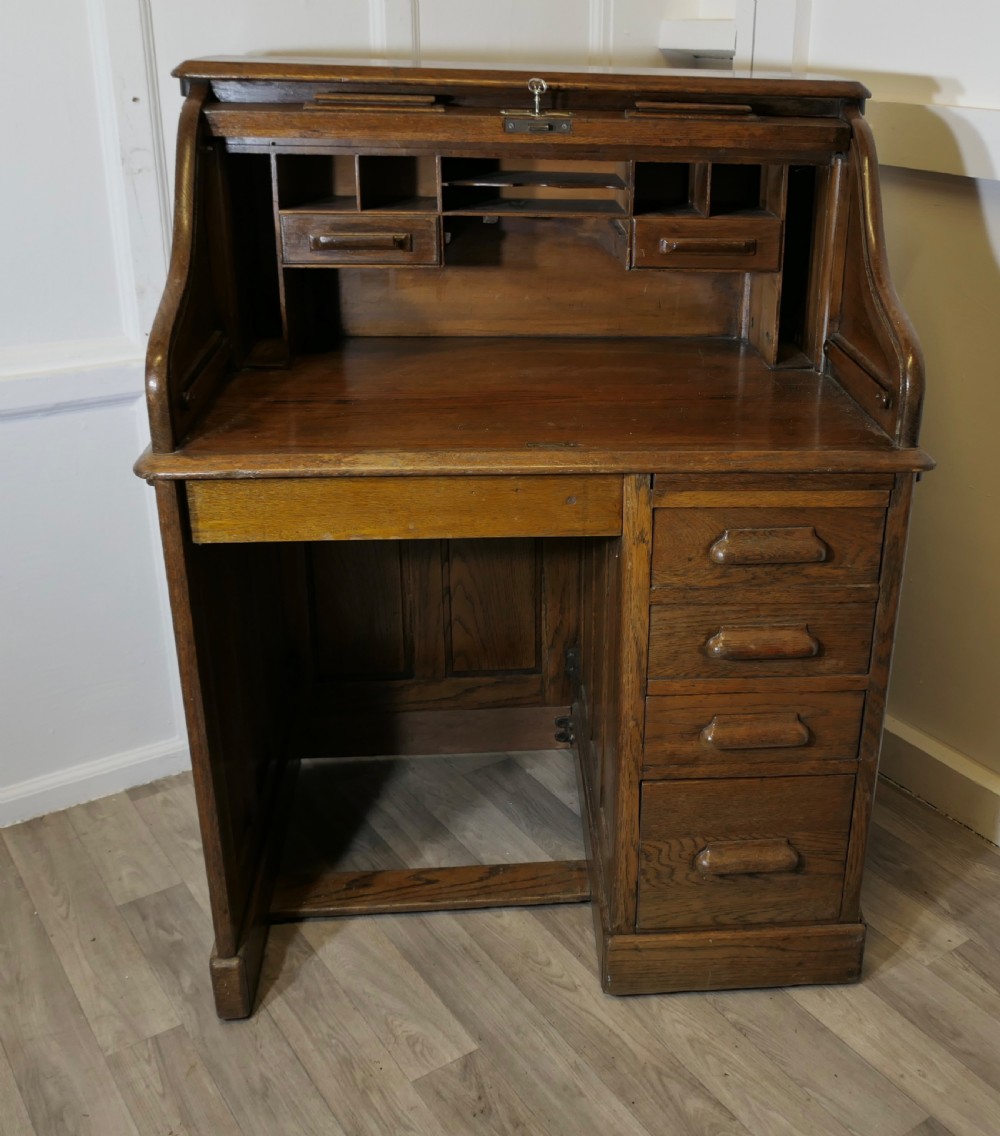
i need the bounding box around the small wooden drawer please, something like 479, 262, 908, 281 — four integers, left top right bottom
643, 691, 865, 776
632, 215, 781, 271
280, 214, 441, 266
637, 775, 854, 930
651, 506, 886, 592
186, 475, 623, 543
647, 601, 876, 679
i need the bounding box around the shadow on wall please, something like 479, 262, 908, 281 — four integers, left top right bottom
855, 75, 1000, 784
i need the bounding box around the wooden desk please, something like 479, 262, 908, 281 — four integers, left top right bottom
137, 57, 930, 1018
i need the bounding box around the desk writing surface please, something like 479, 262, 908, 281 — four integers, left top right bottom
147, 337, 905, 478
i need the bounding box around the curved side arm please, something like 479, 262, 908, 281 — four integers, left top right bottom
145, 82, 211, 452
834, 106, 926, 446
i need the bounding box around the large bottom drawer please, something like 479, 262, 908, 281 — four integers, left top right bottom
637, 774, 854, 931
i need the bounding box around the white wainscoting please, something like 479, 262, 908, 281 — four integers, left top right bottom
1, 0, 188, 824
0, 350, 187, 826
881, 717, 1000, 846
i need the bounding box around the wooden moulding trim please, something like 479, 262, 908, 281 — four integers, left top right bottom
651, 472, 894, 503
133, 446, 936, 481
650, 488, 891, 508
641, 758, 860, 780
268, 861, 590, 920
649, 584, 880, 607
145, 83, 210, 452
840, 107, 927, 448
604, 922, 866, 995
172, 58, 871, 101
647, 675, 870, 696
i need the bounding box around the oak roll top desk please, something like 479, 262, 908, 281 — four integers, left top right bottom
136, 57, 931, 1019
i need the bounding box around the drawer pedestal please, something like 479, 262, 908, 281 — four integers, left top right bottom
575, 472, 912, 997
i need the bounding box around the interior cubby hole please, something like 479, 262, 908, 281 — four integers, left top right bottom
226, 152, 283, 362
356, 155, 438, 212
440, 157, 628, 215
633, 162, 693, 214
777, 164, 818, 359
276, 153, 358, 211
710, 164, 764, 215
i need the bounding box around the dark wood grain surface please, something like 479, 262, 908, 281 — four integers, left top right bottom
271, 861, 590, 920
643, 690, 865, 775
637, 775, 854, 930
139, 337, 923, 479
651, 505, 886, 591
648, 599, 876, 679
604, 923, 866, 995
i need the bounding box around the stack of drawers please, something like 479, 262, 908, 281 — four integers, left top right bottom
637, 474, 891, 935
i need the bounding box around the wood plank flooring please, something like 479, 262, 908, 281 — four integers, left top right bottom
2, 754, 999, 1136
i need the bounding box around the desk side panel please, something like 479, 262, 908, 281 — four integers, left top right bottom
826, 109, 926, 447
147, 86, 240, 451
154, 483, 295, 970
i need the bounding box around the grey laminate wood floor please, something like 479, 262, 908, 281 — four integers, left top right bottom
2, 752, 999, 1136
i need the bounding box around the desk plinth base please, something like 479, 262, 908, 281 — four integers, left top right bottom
598, 922, 866, 996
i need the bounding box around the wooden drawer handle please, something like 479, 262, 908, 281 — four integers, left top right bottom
704, 624, 820, 661
695, 838, 801, 876
309, 232, 412, 252
658, 237, 756, 256
709, 526, 828, 566
700, 712, 810, 750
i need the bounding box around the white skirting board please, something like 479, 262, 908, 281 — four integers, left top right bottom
0, 737, 190, 828
880, 715, 1000, 847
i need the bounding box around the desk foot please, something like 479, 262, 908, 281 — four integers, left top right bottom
210, 924, 270, 1020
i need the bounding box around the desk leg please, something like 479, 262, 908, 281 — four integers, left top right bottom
155, 482, 291, 1018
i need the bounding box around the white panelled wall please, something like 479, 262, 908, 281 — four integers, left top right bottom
0, 0, 186, 824
806, 1, 1000, 840
2, 1, 997, 839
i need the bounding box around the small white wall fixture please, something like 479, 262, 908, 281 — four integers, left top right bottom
658, 0, 810, 73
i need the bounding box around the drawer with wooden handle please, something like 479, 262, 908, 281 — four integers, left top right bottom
647, 601, 876, 679
280, 213, 441, 265
637, 774, 854, 930
643, 690, 865, 776
632, 215, 781, 271
651, 506, 886, 592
